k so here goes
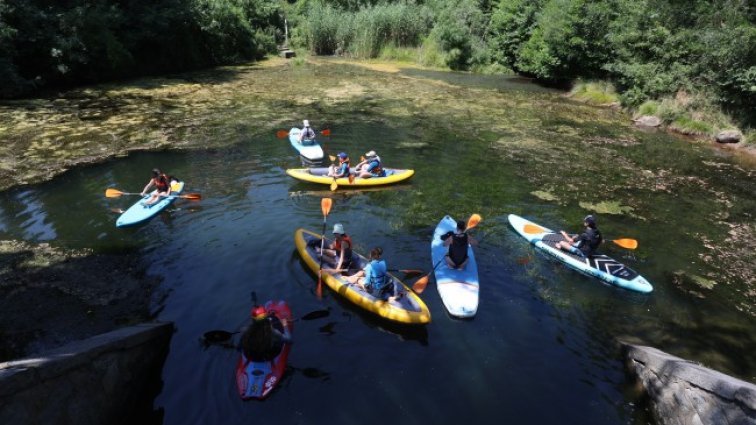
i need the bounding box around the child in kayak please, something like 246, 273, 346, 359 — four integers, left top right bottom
141, 168, 176, 206
299, 119, 316, 143
555, 214, 603, 257
347, 247, 400, 301
354, 150, 386, 178
327, 152, 350, 178
441, 219, 478, 270
240, 306, 289, 362
315, 223, 354, 272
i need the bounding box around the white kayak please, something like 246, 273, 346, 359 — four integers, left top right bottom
431, 215, 479, 318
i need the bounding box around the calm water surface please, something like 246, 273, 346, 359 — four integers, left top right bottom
1, 70, 754, 425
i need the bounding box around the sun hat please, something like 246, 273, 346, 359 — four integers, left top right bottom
365, 150, 377, 158
303, 120, 310, 127
332, 223, 345, 235
583, 215, 596, 225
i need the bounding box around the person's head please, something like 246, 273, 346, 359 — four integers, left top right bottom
332, 223, 345, 237
151, 168, 161, 178
303, 119, 310, 128
337, 152, 349, 162
583, 215, 596, 229
456, 220, 466, 233
369, 247, 383, 260
251, 306, 268, 320
365, 150, 377, 159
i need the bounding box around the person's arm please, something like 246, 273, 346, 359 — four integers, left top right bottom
141, 179, 154, 196
560, 230, 574, 243
336, 246, 346, 271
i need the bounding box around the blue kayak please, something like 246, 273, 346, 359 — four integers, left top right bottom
431, 215, 480, 318
508, 214, 653, 293
288, 128, 324, 165
116, 181, 184, 228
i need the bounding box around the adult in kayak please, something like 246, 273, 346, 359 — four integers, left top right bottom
555, 214, 603, 258
327, 152, 350, 178
441, 219, 478, 270
311, 223, 354, 272
347, 247, 401, 301
299, 119, 316, 143
354, 150, 386, 178
140, 168, 175, 206
240, 306, 290, 362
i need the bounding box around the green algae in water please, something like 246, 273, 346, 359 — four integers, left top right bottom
531, 190, 558, 201
579, 200, 634, 215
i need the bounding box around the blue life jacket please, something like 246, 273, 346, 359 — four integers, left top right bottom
366, 159, 385, 177
365, 259, 387, 292
336, 162, 350, 177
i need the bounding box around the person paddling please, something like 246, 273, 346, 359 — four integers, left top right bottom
327, 152, 350, 178
441, 219, 478, 270
354, 150, 386, 178
299, 119, 316, 144
316, 223, 354, 272
555, 214, 603, 257
141, 168, 175, 206
239, 306, 289, 362
347, 247, 400, 301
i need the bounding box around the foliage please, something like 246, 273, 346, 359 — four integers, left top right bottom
569, 80, 619, 105
429, 0, 487, 70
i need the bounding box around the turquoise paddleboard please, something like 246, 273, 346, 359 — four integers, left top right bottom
116, 181, 184, 228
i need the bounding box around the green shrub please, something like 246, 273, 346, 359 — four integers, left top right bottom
569, 80, 619, 105
637, 100, 660, 116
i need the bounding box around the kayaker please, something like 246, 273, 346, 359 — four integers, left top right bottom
354, 150, 386, 178
347, 247, 400, 301
240, 306, 289, 362
317, 223, 354, 272
441, 220, 478, 270
299, 119, 316, 143
555, 214, 603, 257
327, 152, 350, 178
140, 168, 174, 206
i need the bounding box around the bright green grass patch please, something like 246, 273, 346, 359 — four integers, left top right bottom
378, 45, 418, 63
637, 100, 660, 116
670, 115, 714, 136
569, 81, 619, 105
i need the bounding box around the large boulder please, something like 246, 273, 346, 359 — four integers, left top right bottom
715, 130, 743, 144
634, 115, 662, 127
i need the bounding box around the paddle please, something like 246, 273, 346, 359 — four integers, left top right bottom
277, 128, 331, 139
317, 198, 333, 297
202, 309, 331, 344
105, 188, 202, 200
412, 214, 483, 294
522, 223, 638, 249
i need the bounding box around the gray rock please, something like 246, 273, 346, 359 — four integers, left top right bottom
715, 130, 742, 144
634, 115, 662, 127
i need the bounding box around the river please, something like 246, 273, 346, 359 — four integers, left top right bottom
0, 59, 754, 424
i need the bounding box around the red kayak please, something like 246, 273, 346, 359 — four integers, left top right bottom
235, 300, 293, 400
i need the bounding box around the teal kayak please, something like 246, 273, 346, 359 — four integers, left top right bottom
116, 181, 185, 228
431, 215, 479, 318
508, 214, 652, 293
288, 128, 324, 165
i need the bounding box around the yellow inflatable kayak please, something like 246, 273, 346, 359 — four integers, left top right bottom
286, 168, 414, 187
294, 228, 431, 325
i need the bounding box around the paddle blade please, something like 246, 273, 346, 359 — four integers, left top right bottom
110, 208, 125, 214
316, 272, 323, 299
523, 223, 547, 234
276, 130, 289, 138
612, 238, 638, 249
412, 275, 430, 294
330, 180, 338, 191
300, 309, 330, 321
467, 213, 482, 230
329, 155, 336, 162
105, 188, 124, 198
321, 197, 333, 217
320, 129, 331, 136
348, 173, 355, 184
397, 269, 423, 275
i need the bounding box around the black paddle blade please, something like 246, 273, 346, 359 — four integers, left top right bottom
203, 330, 237, 343
300, 309, 330, 321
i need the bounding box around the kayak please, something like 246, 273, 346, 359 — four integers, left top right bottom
116, 181, 184, 228
508, 214, 653, 293
288, 128, 324, 165
235, 300, 293, 400
294, 228, 431, 324
431, 215, 479, 318
286, 168, 414, 188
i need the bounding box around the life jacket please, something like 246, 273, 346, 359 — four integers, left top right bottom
366, 158, 384, 176
448, 232, 469, 265
154, 174, 170, 192
302, 127, 316, 141
578, 227, 603, 256
334, 235, 353, 264
366, 259, 387, 292
337, 161, 350, 177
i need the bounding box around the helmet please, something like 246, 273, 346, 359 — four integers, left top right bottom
337, 152, 348, 159
251, 306, 267, 320
583, 215, 596, 226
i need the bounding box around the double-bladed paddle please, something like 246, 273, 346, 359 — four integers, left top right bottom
276, 128, 331, 138
105, 188, 201, 201
412, 214, 482, 294
522, 223, 638, 249
202, 309, 331, 344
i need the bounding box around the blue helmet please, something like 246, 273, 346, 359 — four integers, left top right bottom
337, 152, 348, 159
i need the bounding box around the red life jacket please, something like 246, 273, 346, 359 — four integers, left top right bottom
154, 174, 170, 192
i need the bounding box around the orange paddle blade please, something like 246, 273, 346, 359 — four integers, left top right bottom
317, 272, 323, 298
105, 188, 125, 198
348, 174, 355, 184
320, 129, 331, 136
612, 238, 638, 249
412, 275, 429, 294
330, 180, 338, 191
276, 130, 289, 138
467, 214, 482, 230
181, 193, 202, 200
321, 197, 333, 217
329, 155, 336, 162
523, 223, 547, 234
